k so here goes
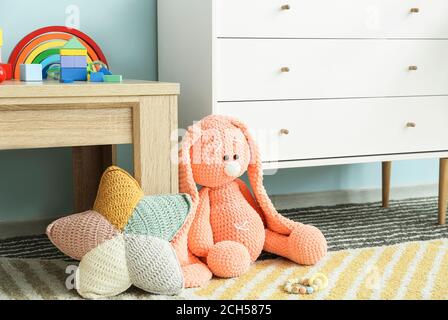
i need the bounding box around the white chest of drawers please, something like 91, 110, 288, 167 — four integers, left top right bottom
158, 0, 448, 224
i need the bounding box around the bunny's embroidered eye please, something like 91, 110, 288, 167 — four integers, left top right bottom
233, 154, 239, 160
223, 155, 230, 161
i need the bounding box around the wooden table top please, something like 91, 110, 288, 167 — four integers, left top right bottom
0, 80, 180, 98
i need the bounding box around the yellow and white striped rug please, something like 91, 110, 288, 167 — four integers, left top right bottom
1, 239, 447, 300
186, 239, 448, 300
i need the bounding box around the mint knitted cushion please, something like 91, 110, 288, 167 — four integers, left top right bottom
124, 194, 191, 241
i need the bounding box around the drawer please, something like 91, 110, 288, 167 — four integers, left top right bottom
215, 0, 448, 38
215, 97, 448, 162
216, 39, 448, 101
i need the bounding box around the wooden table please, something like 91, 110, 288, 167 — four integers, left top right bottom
0, 80, 180, 212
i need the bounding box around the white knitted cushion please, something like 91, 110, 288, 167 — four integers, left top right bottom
77, 234, 132, 299
125, 234, 183, 295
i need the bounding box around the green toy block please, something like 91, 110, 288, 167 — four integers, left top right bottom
103, 75, 122, 83
63, 37, 86, 50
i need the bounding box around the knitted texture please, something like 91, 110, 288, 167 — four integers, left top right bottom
207, 241, 251, 278
209, 182, 265, 262
180, 260, 213, 288
178, 115, 328, 281
46, 210, 118, 260
124, 194, 191, 241
77, 234, 131, 299
125, 234, 183, 294
47, 166, 198, 298
93, 166, 144, 230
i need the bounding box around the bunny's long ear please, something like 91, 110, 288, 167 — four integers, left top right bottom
171, 122, 203, 265
229, 117, 297, 235
179, 124, 202, 207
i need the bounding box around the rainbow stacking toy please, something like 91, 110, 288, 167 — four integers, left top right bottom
8, 26, 108, 80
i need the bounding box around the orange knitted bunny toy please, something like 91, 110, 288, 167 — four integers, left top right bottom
179, 115, 327, 282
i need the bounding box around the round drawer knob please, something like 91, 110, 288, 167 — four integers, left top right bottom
406, 122, 416, 128
281, 4, 291, 10
280, 128, 290, 135
281, 67, 290, 72
410, 8, 420, 13
408, 65, 418, 71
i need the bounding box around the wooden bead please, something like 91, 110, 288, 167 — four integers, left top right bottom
292, 286, 301, 294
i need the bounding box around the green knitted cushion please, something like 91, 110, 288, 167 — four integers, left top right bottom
123, 194, 191, 241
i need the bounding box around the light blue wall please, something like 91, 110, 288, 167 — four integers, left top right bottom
0, 0, 155, 222
0, 0, 440, 223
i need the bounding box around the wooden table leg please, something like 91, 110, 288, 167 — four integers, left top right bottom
133, 96, 178, 195
439, 158, 447, 225
72, 145, 116, 212
382, 161, 392, 208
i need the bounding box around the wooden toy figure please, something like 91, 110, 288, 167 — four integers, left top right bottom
60, 37, 88, 82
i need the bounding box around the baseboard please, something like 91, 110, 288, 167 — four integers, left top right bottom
271, 184, 438, 210
0, 216, 63, 239
0, 184, 438, 238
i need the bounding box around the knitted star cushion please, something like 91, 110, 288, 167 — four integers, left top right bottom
47, 166, 192, 299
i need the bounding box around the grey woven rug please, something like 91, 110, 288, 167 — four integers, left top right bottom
1, 197, 447, 260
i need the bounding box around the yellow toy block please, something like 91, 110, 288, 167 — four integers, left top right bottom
60, 49, 87, 56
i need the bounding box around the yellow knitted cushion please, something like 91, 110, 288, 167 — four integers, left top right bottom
93, 166, 144, 231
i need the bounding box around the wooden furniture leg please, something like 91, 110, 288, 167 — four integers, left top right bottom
133, 96, 179, 195
382, 161, 392, 208
72, 145, 115, 212
438, 158, 447, 225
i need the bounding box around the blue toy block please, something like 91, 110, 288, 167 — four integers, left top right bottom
60, 56, 74, 68
90, 72, 104, 82
61, 56, 86, 68
20, 64, 43, 82
99, 67, 112, 75
60, 67, 87, 81
73, 56, 87, 68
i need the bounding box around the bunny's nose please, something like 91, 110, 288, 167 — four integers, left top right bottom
224, 161, 241, 177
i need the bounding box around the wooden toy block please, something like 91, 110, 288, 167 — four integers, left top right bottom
61, 67, 87, 81
73, 56, 87, 68
99, 67, 112, 75
60, 56, 75, 68
60, 49, 88, 56
103, 75, 122, 83
61, 56, 86, 68
20, 64, 43, 81
63, 37, 86, 50
0, 63, 12, 80
90, 72, 104, 82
